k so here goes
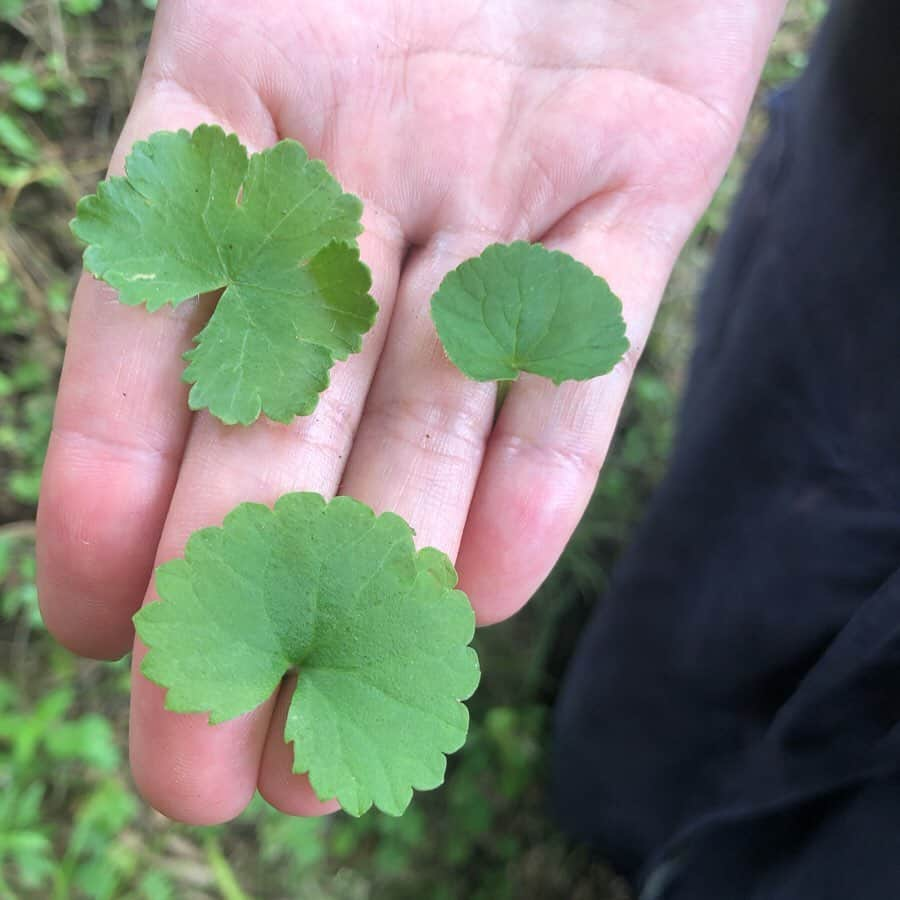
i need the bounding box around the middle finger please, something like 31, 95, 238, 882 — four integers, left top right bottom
129, 216, 406, 824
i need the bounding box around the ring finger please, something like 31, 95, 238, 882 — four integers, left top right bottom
256, 228, 500, 815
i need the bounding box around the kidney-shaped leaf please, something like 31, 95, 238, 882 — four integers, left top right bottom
431, 241, 629, 384
133, 492, 480, 817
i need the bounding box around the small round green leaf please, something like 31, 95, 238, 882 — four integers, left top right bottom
133, 492, 480, 817
431, 241, 629, 384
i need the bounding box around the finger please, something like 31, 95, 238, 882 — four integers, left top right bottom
129, 648, 278, 826
258, 675, 340, 817
336, 231, 500, 551
130, 218, 407, 824
451, 0, 787, 623
252, 231, 497, 818
37, 73, 278, 660
455, 211, 679, 625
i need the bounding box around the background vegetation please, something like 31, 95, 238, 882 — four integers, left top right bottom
0, 2, 825, 897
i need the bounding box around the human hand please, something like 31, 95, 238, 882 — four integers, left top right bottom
37, 0, 784, 823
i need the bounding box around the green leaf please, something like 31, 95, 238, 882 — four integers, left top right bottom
45, 715, 120, 770
0, 112, 38, 160
133, 493, 480, 816
183, 241, 374, 425
70, 781, 137, 854
431, 241, 629, 384
137, 870, 175, 900
0, 63, 46, 112
62, 0, 103, 15
71, 125, 376, 424
0, 0, 24, 20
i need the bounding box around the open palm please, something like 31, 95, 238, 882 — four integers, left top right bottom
37, 0, 784, 823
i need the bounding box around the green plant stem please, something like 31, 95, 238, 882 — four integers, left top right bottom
493, 379, 511, 421
204, 835, 249, 900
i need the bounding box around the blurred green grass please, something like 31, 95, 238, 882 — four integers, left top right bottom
0, 2, 825, 897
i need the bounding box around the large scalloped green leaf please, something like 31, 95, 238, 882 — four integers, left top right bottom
133, 492, 480, 817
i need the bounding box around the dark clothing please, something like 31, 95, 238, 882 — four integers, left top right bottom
552, 2, 900, 897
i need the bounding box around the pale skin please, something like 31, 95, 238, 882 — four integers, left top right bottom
36, 0, 786, 824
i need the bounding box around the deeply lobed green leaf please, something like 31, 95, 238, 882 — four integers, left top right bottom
71, 125, 376, 424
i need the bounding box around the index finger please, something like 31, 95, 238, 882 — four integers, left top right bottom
37, 66, 278, 659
